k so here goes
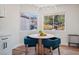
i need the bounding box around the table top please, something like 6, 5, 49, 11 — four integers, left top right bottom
28, 34, 54, 39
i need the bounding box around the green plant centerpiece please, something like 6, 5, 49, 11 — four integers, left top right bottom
39, 30, 47, 36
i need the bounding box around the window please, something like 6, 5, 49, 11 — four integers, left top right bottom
20, 12, 38, 30
30, 16, 37, 30
44, 15, 65, 30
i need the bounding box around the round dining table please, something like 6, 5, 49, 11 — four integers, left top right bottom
28, 34, 54, 55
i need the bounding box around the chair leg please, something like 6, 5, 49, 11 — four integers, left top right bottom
58, 47, 60, 55
50, 47, 53, 55
35, 44, 38, 55
35, 47, 37, 55
43, 48, 45, 54
25, 45, 28, 55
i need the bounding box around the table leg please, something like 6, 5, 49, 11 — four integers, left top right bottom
35, 44, 38, 55
38, 39, 44, 55
41, 44, 44, 55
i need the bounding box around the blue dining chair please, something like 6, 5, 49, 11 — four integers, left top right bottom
42, 37, 61, 55
24, 36, 38, 54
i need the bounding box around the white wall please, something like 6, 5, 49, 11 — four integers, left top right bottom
0, 5, 20, 54
19, 5, 40, 45
39, 5, 79, 45
0, 5, 79, 54
20, 4, 79, 45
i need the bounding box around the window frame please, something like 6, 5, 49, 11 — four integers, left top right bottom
43, 13, 65, 30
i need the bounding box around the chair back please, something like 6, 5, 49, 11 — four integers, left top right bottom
43, 37, 61, 49
24, 36, 38, 47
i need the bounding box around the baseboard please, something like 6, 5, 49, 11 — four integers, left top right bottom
60, 45, 68, 47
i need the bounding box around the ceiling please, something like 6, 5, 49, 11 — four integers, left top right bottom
33, 4, 57, 8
